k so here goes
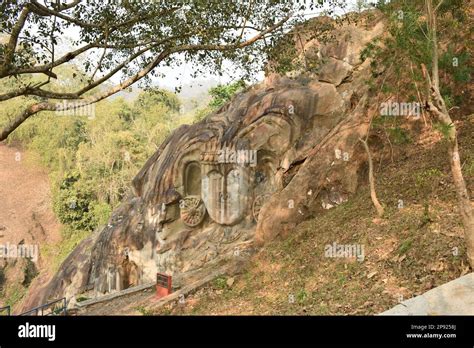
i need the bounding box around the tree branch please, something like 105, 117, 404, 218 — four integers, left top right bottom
0, 14, 291, 141
359, 138, 384, 217
0, 4, 31, 76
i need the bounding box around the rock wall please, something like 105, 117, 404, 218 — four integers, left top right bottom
24, 13, 386, 308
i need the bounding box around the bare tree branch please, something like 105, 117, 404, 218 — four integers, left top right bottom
0, 3, 31, 76
359, 138, 384, 217
0, 15, 290, 141
422, 0, 474, 267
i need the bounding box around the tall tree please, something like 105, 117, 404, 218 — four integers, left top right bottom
0, 0, 345, 141
422, 0, 474, 267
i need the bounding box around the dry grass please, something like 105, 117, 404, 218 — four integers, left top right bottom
151, 120, 473, 316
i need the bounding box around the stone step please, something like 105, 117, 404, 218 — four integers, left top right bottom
380, 272, 474, 315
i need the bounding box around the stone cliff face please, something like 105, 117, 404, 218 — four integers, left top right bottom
24, 13, 385, 308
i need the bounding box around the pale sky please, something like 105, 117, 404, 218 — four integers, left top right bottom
156, 0, 372, 90
53, 0, 375, 91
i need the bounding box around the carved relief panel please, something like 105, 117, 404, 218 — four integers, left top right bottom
201, 165, 249, 225
200, 143, 251, 226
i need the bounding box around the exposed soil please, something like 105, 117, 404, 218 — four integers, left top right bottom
0, 144, 62, 312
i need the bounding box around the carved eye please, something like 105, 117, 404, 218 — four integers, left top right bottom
219, 192, 230, 201
255, 171, 265, 184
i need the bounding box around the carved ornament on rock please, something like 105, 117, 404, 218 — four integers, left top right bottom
180, 195, 206, 227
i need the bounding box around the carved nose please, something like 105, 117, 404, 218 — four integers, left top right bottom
219, 192, 230, 201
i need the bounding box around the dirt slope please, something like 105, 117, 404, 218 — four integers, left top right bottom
146, 117, 474, 315
0, 144, 61, 312
73, 117, 473, 316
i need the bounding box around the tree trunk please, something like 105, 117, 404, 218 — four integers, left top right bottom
424, 0, 474, 267
449, 138, 474, 266
360, 138, 384, 217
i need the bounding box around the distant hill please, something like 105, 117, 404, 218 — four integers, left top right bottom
177, 78, 220, 112
109, 78, 219, 113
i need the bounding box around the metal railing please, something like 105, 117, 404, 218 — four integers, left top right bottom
0, 305, 11, 316
19, 298, 67, 316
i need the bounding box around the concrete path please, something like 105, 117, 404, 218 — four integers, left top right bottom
381, 273, 474, 315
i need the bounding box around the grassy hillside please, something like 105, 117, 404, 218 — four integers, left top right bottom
151, 116, 473, 315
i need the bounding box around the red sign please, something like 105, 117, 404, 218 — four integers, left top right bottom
156, 273, 172, 298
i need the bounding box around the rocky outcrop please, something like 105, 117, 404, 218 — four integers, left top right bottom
25, 12, 386, 308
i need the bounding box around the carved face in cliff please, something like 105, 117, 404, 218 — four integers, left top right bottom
31, 70, 357, 301
123, 82, 337, 278
143, 93, 315, 217
56, 83, 328, 298
27, 16, 386, 307
200, 147, 251, 225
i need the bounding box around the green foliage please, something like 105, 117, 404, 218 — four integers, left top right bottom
465, 160, 474, 177
420, 203, 434, 227
398, 238, 413, 255
76, 295, 90, 303
4, 284, 27, 308
360, 40, 382, 72
21, 259, 39, 288
415, 168, 443, 188
192, 81, 248, 123
208, 81, 247, 109
378, 2, 432, 68
439, 48, 471, 83
45, 227, 90, 272
433, 121, 454, 139
135, 89, 181, 113
136, 305, 154, 316
367, 0, 471, 114
90, 202, 112, 228
0, 268, 5, 293
0, 0, 317, 98
1, 69, 185, 238
354, 0, 374, 12
441, 93, 454, 110
54, 171, 96, 231
296, 288, 308, 303
437, 0, 466, 20
193, 107, 213, 123
387, 126, 411, 145
213, 276, 228, 290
